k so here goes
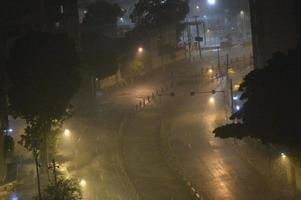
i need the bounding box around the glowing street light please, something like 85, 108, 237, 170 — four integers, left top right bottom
209, 97, 215, 103
236, 105, 240, 111
207, 0, 216, 5
208, 69, 213, 74
240, 10, 245, 15
138, 47, 144, 53
80, 179, 87, 187
196, 5, 200, 9
233, 96, 239, 101
234, 84, 240, 90
64, 129, 71, 137
281, 153, 286, 158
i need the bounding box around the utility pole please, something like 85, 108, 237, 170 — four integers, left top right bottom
187, 23, 192, 61
225, 54, 234, 114
194, 16, 202, 59
217, 46, 220, 69
229, 79, 234, 114
202, 22, 207, 46
226, 54, 229, 70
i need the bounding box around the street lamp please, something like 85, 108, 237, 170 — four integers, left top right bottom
80, 179, 87, 187
208, 69, 213, 74
64, 129, 71, 137
209, 97, 215, 103
281, 153, 286, 158
207, 0, 216, 5
240, 10, 245, 15
138, 47, 144, 53
236, 105, 240, 111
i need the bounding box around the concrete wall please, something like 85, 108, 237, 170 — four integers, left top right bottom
249, 0, 298, 68
97, 49, 186, 89
98, 69, 125, 89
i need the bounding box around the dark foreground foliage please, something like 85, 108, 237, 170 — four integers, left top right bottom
214, 47, 301, 152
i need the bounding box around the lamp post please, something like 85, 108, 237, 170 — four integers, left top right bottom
138, 47, 144, 53
194, 16, 202, 59
207, 0, 216, 5
190, 89, 228, 119
240, 10, 245, 39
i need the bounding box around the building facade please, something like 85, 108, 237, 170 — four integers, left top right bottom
249, 0, 300, 68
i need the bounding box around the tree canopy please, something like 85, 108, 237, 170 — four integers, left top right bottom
81, 1, 125, 80
81, 48, 122, 79
130, 0, 189, 35
82, 0, 123, 26
7, 31, 81, 122
7, 31, 81, 151
214, 47, 301, 152
39, 178, 82, 200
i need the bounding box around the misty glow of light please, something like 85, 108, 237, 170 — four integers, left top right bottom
236, 105, 240, 111
208, 69, 213, 73
10, 193, 18, 200
80, 179, 87, 187
207, 0, 216, 5
196, 5, 200, 9
233, 96, 239, 101
281, 153, 286, 158
240, 10, 245, 15
138, 47, 144, 53
64, 129, 71, 137
8, 128, 13, 133
209, 97, 215, 103
234, 84, 240, 90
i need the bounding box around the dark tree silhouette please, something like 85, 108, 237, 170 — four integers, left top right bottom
130, 0, 189, 34
7, 31, 81, 198
82, 0, 123, 26
7, 32, 81, 122
129, 0, 189, 57
81, 0, 125, 81
214, 47, 301, 153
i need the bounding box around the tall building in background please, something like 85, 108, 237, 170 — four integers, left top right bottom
249, 0, 301, 68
